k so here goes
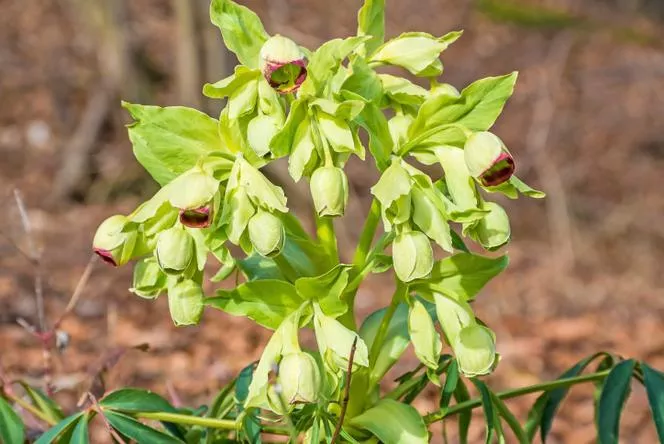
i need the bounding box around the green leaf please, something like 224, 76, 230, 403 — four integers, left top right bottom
408, 299, 442, 369
415, 253, 509, 301
237, 254, 285, 281
101, 388, 177, 413
103, 411, 183, 443
314, 304, 369, 369
355, 102, 393, 171
409, 72, 518, 143
357, 0, 385, 56
471, 379, 496, 444
453, 379, 472, 444
235, 365, 262, 444
597, 359, 635, 444
341, 57, 382, 103
350, 399, 428, 444
70, 415, 90, 444
19, 382, 65, 424
439, 360, 459, 412
641, 363, 664, 443
360, 303, 411, 382
295, 265, 352, 318
209, 0, 269, 68
122, 103, 222, 186
203, 65, 260, 99
534, 352, 611, 442
300, 36, 370, 95
208, 280, 304, 329
35, 413, 85, 444
0, 396, 24, 444
490, 392, 528, 444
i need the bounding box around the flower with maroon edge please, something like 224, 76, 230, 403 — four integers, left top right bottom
92, 215, 137, 267
464, 131, 515, 187
167, 168, 220, 229
259, 35, 307, 94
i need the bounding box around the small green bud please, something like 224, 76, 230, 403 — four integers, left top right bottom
247, 210, 285, 257
470, 202, 511, 250
155, 226, 195, 274
130, 258, 167, 299
277, 352, 322, 404
392, 231, 433, 282
259, 35, 307, 94
168, 279, 204, 326
310, 167, 349, 217
247, 114, 281, 157
93, 215, 136, 267
464, 132, 515, 187
453, 325, 497, 377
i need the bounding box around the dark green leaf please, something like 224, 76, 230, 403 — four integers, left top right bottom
0, 396, 24, 444
490, 392, 528, 444
70, 415, 90, 444
642, 363, 664, 443
597, 359, 635, 444
471, 379, 496, 444
235, 364, 261, 444
35, 413, 84, 444
101, 388, 177, 413
357, 0, 385, 56
295, 264, 352, 317
207, 280, 304, 329
450, 230, 470, 253
439, 360, 459, 412
19, 382, 65, 424
103, 411, 183, 443
122, 103, 222, 186
209, 0, 269, 68
454, 379, 472, 444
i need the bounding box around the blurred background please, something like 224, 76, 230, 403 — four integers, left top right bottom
1, 0, 664, 442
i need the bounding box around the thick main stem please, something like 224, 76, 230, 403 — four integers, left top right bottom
423, 369, 612, 424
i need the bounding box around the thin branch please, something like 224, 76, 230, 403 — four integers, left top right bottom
54, 254, 97, 328
331, 336, 358, 444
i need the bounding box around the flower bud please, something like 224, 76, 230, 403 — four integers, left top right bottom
247, 210, 285, 257
93, 215, 136, 267
259, 35, 307, 94
155, 226, 195, 274
453, 325, 497, 377
168, 279, 204, 326
310, 166, 349, 218
167, 169, 219, 228
130, 258, 167, 299
277, 352, 322, 404
392, 231, 433, 282
464, 132, 515, 187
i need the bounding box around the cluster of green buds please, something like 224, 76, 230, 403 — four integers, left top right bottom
92, 0, 545, 439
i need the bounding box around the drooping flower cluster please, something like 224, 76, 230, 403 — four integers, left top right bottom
92, 0, 544, 436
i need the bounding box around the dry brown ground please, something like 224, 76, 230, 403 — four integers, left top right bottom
2, 0, 664, 442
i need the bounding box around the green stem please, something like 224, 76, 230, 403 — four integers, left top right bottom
368, 281, 407, 366
135, 411, 293, 436
316, 216, 339, 264
423, 369, 612, 424
3, 392, 57, 426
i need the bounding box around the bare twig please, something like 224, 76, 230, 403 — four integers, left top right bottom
525, 34, 576, 272
54, 254, 97, 328
331, 336, 358, 444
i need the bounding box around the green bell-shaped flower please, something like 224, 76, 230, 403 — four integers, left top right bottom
166, 169, 220, 228
247, 210, 285, 257
130, 258, 167, 299
167, 279, 204, 326
259, 35, 307, 94
453, 324, 497, 377
93, 215, 137, 267
310, 166, 349, 217
277, 351, 322, 404
155, 226, 195, 274
392, 230, 433, 282
469, 201, 511, 250
464, 131, 515, 187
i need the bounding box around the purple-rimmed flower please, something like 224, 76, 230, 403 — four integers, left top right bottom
259, 35, 307, 94
464, 131, 515, 187
179, 206, 212, 229
92, 215, 135, 267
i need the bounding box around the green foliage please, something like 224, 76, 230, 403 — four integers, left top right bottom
0, 396, 24, 444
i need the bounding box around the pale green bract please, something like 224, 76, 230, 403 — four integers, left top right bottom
90, 0, 545, 441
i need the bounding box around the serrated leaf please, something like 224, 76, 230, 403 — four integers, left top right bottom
0, 396, 24, 444
122, 103, 222, 186
641, 363, 664, 443
35, 413, 84, 444
597, 359, 635, 444
209, 0, 269, 68
350, 399, 428, 444
357, 0, 385, 56
103, 411, 182, 443
208, 280, 304, 329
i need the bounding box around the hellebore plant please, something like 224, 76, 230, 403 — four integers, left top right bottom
5, 1, 664, 444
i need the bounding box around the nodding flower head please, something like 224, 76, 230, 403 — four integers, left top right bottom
179, 206, 212, 229
310, 166, 349, 218
464, 131, 515, 187
259, 35, 307, 94
168, 169, 219, 228
392, 230, 434, 282
93, 215, 134, 267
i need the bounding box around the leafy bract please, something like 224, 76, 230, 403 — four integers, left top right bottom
350, 399, 428, 444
